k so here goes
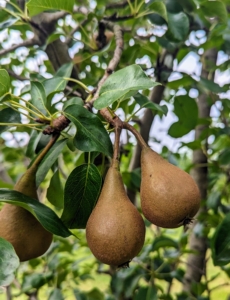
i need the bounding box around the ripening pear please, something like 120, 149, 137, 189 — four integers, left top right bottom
86, 163, 145, 267
140, 147, 200, 228
0, 164, 53, 262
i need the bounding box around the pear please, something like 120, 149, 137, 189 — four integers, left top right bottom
86, 164, 145, 267
0, 151, 53, 262
140, 147, 200, 228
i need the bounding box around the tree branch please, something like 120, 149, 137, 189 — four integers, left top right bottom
0, 38, 39, 56
182, 48, 218, 294
89, 20, 124, 104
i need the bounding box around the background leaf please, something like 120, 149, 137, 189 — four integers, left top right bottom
200, 0, 228, 24
0, 107, 21, 133
134, 93, 168, 115
61, 164, 102, 229
0, 189, 72, 237
0, 237, 20, 287
47, 170, 64, 209
36, 138, 67, 186
211, 213, 230, 266
166, 12, 190, 42
0, 69, 10, 97
30, 81, 48, 116
168, 95, 198, 137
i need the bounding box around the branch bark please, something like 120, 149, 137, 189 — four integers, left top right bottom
183, 48, 218, 293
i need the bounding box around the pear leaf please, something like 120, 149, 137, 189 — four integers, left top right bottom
94, 65, 160, 109
0, 189, 72, 237
61, 164, 102, 229
64, 105, 113, 157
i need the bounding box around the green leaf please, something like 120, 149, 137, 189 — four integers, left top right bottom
134, 93, 168, 115
63, 97, 84, 111
61, 164, 102, 229
167, 75, 196, 89
199, 77, 223, 93
219, 148, 230, 165
26, 131, 42, 158
64, 105, 113, 157
168, 95, 198, 138
0, 107, 21, 133
207, 191, 221, 210
146, 286, 158, 300
134, 287, 148, 300
55, 62, 73, 78
43, 77, 67, 97
151, 236, 178, 251
200, 0, 228, 24
49, 288, 64, 300
0, 189, 72, 237
0, 69, 10, 97
211, 213, 230, 266
21, 272, 53, 292
30, 81, 48, 116
147, 2, 168, 22
27, 0, 75, 16
47, 170, 64, 209
94, 65, 159, 109
0, 237, 20, 287
166, 12, 190, 42
36, 139, 67, 186
0, 17, 18, 30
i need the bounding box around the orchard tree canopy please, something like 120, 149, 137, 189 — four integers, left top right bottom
0, 0, 230, 299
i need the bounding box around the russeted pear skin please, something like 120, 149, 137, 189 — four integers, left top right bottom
140, 147, 200, 228
0, 167, 53, 262
86, 165, 145, 266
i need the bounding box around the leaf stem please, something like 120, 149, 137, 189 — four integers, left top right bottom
30, 133, 60, 171
9, 101, 45, 119
64, 77, 90, 93
19, 98, 50, 119
5, 103, 37, 122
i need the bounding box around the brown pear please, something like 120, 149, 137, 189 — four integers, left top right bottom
0, 165, 53, 262
86, 164, 145, 267
140, 147, 200, 228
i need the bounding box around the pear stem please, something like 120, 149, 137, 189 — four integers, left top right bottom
112, 126, 121, 169
29, 133, 60, 173
123, 122, 148, 149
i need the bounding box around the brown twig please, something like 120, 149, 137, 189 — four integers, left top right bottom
0, 38, 39, 56
89, 20, 124, 104
65, 18, 89, 45
6, 69, 28, 81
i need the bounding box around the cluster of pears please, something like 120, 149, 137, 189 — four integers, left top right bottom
0, 139, 55, 262
86, 142, 200, 267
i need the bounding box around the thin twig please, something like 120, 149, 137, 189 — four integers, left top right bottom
0, 38, 38, 56
65, 18, 89, 45
6, 69, 28, 81
89, 20, 124, 104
